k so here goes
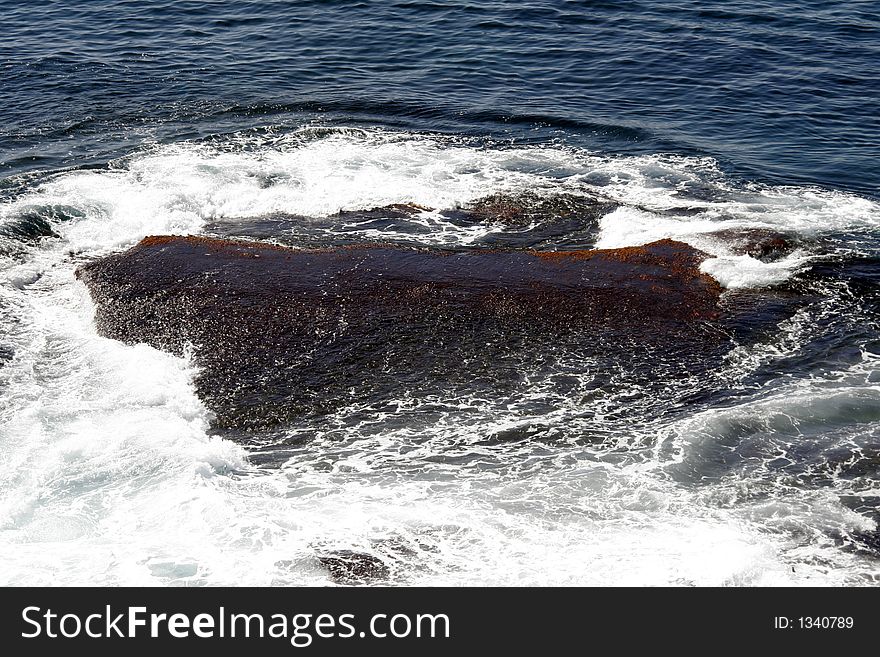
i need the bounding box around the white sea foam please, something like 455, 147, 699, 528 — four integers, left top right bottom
1, 129, 874, 273
2, 130, 553, 252
699, 254, 811, 289
575, 153, 880, 234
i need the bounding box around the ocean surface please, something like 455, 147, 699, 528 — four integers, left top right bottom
1, 0, 879, 585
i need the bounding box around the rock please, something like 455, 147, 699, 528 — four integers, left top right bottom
448, 191, 617, 249
76, 236, 725, 429
340, 203, 432, 220
318, 551, 390, 585
202, 203, 432, 245
711, 229, 796, 262
204, 195, 615, 250
743, 235, 795, 263
463, 191, 616, 228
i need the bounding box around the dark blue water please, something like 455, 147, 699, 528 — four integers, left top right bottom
3, 0, 878, 196
2, 1, 880, 586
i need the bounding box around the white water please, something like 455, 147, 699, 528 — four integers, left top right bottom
1, 127, 878, 585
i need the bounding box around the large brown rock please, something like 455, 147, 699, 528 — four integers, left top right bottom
76, 236, 725, 430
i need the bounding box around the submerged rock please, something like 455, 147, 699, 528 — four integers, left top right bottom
712, 228, 796, 262
454, 191, 617, 248
76, 235, 726, 429
204, 194, 615, 250
463, 191, 615, 226
318, 551, 390, 585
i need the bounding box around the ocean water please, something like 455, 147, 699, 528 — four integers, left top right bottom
1, 0, 879, 585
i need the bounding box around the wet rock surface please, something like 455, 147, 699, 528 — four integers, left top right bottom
76, 235, 794, 432
317, 551, 391, 585
711, 228, 797, 262
204, 193, 616, 250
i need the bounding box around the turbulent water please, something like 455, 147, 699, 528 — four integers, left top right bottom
1, 1, 879, 586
